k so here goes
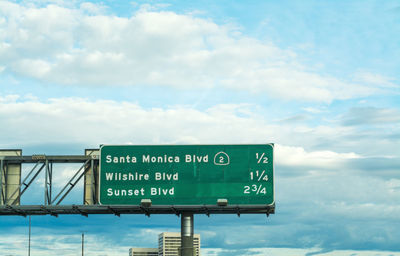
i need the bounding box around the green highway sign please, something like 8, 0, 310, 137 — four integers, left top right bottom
99, 144, 274, 206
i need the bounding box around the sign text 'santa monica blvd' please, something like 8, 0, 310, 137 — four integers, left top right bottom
99, 144, 274, 206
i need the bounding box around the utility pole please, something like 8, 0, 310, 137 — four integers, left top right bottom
81, 232, 84, 256
28, 215, 31, 256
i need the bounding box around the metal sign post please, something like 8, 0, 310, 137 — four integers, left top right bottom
181, 213, 194, 256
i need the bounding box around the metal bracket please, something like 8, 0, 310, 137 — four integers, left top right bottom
6, 205, 27, 217
40, 205, 58, 217
203, 206, 210, 217
72, 205, 88, 217
140, 206, 151, 217
171, 206, 180, 217
236, 207, 241, 217
107, 206, 120, 217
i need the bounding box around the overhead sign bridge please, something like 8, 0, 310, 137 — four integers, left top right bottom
0, 145, 274, 217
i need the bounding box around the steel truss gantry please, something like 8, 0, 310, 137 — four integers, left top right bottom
0, 149, 274, 217
0, 149, 100, 217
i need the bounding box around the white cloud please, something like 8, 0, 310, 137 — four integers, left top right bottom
341, 107, 400, 126
0, 94, 396, 160
79, 2, 107, 15
276, 144, 361, 168
0, 96, 342, 153
245, 248, 400, 256
2, 231, 400, 256
13, 58, 52, 78
0, 231, 131, 256
302, 107, 326, 114
354, 71, 399, 89
1, 94, 399, 175
0, 1, 384, 102
0, 95, 275, 146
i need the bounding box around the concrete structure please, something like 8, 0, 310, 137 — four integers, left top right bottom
158, 232, 200, 256
129, 248, 158, 256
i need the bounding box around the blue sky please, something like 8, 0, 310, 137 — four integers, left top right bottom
0, 0, 400, 255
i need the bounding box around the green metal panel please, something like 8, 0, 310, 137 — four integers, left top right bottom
99, 144, 274, 206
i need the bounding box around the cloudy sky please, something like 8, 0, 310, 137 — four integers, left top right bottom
0, 0, 400, 255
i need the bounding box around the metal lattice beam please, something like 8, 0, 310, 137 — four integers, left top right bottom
0, 204, 275, 217
0, 149, 275, 217
0, 152, 98, 211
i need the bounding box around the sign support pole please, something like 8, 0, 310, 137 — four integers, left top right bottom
181, 213, 194, 256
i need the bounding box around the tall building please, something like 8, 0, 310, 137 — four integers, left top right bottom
158, 232, 200, 256
129, 248, 158, 256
